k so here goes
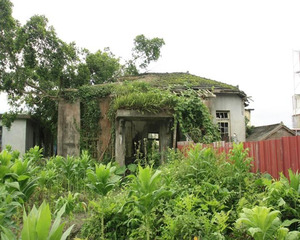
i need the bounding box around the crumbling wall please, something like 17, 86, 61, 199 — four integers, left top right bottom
57, 99, 80, 157
98, 97, 113, 160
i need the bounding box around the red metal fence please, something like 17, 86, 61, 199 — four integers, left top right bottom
244, 136, 300, 179
178, 136, 300, 179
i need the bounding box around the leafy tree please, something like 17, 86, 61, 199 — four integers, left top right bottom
0, 0, 120, 145
0, 1, 165, 156
86, 48, 121, 84
0, 1, 80, 141
125, 34, 165, 74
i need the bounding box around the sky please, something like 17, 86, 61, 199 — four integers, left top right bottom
1, 0, 300, 128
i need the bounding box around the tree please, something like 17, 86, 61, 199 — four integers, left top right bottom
86, 48, 121, 84
0, 0, 121, 139
0, 0, 164, 155
125, 34, 165, 74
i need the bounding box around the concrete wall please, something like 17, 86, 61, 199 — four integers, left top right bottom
57, 99, 81, 157
209, 94, 246, 142
1, 119, 27, 154
98, 97, 112, 159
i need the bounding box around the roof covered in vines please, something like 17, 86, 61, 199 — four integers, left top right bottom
118, 72, 238, 90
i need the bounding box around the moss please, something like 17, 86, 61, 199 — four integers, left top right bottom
118, 72, 237, 90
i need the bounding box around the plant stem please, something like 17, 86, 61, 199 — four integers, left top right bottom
101, 213, 105, 240
145, 215, 150, 240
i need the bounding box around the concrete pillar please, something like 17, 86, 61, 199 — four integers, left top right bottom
115, 118, 126, 166
159, 119, 172, 164
57, 99, 80, 157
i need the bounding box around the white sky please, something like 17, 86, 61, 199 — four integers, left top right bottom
1, 0, 300, 128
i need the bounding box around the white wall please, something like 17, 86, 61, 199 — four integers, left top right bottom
1, 119, 27, 154
210, 94, 246, 142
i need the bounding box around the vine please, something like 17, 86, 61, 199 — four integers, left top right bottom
174, 89, 220, 143
64, 85, 113, 157
111, 82, 220, 143
63, 74, 222, 158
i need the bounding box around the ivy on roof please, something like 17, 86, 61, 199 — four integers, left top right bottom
118, 72, 238, 90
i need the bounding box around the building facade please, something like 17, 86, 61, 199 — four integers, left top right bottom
0, 115, 41, 155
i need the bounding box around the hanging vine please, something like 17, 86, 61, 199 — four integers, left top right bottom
63, 73, 225, 158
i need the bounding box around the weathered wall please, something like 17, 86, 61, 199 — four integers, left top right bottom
2, 119, 27, 154
98, 97, 112, 160
57, 99, 80, 157
209, 94, 246, 142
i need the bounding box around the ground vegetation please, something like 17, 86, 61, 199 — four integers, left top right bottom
0, 144, 299, 239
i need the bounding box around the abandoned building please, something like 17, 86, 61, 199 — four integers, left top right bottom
57, 72, 249, 166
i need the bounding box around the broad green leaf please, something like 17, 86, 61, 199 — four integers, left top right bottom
36, 202, 51, 240
61, 224, 74, 240
18, 175, 30, 181
285, 231, 300, 240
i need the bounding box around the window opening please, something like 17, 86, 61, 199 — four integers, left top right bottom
147, 133, 159, 146
216, 111, 230, 142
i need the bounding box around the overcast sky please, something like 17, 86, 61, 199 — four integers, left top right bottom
1, 0, 300, 128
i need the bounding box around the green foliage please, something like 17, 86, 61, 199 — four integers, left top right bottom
86, 162, 121, 197
161, 194, 228, 239
0, 146, 39, 202
112, 81, 220, 143
236, 206, 300, 240
21, 201, 73, 240
0, 112, 17, 129
1, 202, 74, 240
86, 48, 121, 84
125, 165, 172, 240
0, 184, 22, 231
126, 34, 165, 73
3, 140, 300, 239
112, 87, 175, 113
261, 169, 300, 225
55, 191, 85, 216
80, 191, 129, 240
174, 89, 220, 143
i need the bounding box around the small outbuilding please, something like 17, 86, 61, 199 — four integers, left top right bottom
246, 122, 296, 142
0, 114, 41, 154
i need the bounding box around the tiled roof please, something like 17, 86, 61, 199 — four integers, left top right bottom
246, 123, 295, 141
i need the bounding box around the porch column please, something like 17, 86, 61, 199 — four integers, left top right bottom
115, 118, 126, 166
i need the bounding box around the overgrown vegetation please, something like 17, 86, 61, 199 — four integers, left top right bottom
1, 144, 299, 239
65, 78, 222, 157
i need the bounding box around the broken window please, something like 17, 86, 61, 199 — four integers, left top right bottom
216, 111, 230, 142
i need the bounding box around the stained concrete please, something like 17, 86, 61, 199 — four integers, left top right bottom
57, 99, 80, 157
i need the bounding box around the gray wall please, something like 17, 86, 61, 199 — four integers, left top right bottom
1, 119, 27, 154
57, 99, 81, 157
209, 94, 246, 142
0, 118, 41, 155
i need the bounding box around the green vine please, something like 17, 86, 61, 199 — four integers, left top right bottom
174, 89, 220, 143
63, 74, 222, 158
111, 82, 220, 143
